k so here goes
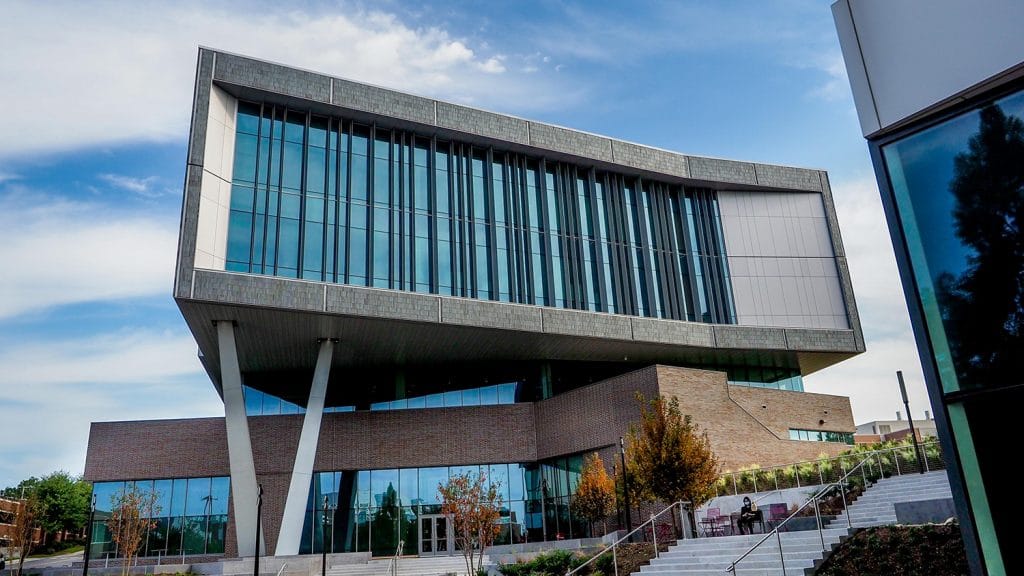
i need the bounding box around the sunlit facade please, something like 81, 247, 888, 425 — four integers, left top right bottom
84, 48, 864, 561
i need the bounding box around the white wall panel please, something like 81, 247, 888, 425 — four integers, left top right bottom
719, 191, 849, 329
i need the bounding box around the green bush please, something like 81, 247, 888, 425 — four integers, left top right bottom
498, 550, 585, 576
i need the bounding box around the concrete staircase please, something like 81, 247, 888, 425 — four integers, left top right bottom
638, 528, 850, 576
327, 555, 487, 576
635, 470, 953, 575
825, 470, 952, 529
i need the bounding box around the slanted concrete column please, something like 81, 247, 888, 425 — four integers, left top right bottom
217, 321, 264, 557
275, 338, 335, 556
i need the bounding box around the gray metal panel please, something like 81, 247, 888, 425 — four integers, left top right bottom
441, 298, 544, 332
542, 308, 632, 340
176, 165, 204, 299
213, 52, 331, 103
528, 122, 614, 162
436, 102, 530, 145
784, 328, 859, 352
631, 318, 716, 347
193, 270, 323, 311
754, 163, 822, 192
688, 157, 757, 185
326, 284, 439, 323
611, 141, 689, 179
714, 325, 787, 350
332, 77, 435, 125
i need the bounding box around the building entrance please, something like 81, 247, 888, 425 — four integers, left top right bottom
418, 514, 449, 556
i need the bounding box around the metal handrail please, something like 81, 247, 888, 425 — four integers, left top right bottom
565, 500, 689, 576
725, 453, 877, 574
385, 537, 401, 573
715, 440, 941, 497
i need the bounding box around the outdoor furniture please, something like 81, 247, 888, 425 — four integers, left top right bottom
766, 503, 789, 530
699, 507, 730, 536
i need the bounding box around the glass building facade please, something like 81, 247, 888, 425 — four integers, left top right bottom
876, 85, 1024, 574
225, 102, 736, 324
298, 457, 586, 556
89, 477, 230, 558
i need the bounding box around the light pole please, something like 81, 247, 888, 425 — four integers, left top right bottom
897, 371, 926, 474
321, 496, 334, 576
540, 478, 548, 542
82, 494, 96, 576
620, 437, 632, 533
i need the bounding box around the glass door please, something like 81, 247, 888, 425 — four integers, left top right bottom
418, 515, 449, 556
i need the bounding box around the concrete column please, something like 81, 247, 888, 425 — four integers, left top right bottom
217, 321, 265, 557
275, 339, 335, 556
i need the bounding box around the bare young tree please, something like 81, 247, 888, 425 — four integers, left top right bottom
11, 494, 41, 576
438, 471, 502, 576
107, 484, 159, 576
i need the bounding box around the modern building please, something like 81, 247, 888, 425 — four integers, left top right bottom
832, 1, 1024, 574
854, 412, 938, 444
84, 48, 864, 561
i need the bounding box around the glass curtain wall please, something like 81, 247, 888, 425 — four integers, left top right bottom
90, 477, 230, 558
300, 456, 585, 556
878, 86, 1024, 574
226, 102, 735, 324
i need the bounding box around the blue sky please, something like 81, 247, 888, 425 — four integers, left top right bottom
0, 0, 927, 487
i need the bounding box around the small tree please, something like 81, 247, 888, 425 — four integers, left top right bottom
571, 453, 615, 536
107, 484, 159, 576
626, 394, 720, 533
12, 494, 41, 576
438, 471, 502, 576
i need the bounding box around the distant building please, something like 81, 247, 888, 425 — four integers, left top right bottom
854, 411, 938, 444
833, 0, 1024, 573
84, 48, 865, 560
0, 497, 42, 551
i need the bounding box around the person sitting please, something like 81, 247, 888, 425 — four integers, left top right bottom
737, 496, 759, 534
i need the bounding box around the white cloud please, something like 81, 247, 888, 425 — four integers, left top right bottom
0, 1, 575, 160
98, 173, 163, 197
0, 328, 220, 486
0, 190, 177, 319
803, 176, 930, 423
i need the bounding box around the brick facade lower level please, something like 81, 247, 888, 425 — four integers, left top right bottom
84, 364, 854, 557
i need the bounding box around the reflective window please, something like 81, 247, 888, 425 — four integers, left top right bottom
225, 102, 736, 324
788, 428, 854, 445
89, 477, 230, 558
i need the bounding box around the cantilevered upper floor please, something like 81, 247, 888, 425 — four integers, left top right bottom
174, 48, 864, 397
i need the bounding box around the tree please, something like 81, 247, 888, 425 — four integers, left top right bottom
106, 484, 159, 576
626, 394, 720, 532
438, 471, 502, 576
34, 472, 91, 539
11, 494, 41, 576
570, 453, 615, 536
935, 103, 1024, 389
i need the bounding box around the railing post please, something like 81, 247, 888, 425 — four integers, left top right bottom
774, 468, 779, 492
925, 449, 931, 472
612, 543, 619, 576
732, 474, 738, 495
776, 529, 786, 574
753, 472, 757, 494
840, 481, 851, 529
818, 462, 824, 486
796, 468, 800, 488
650, 513, 658, 559
813, 495, 825, 552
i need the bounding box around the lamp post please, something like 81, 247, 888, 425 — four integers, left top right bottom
897, 371, 926, 474
620, 437, 632, 533
254, 485, 263, 576
540, 478, 548, 542
82, 494, 96, 576
321, 496, 333, 576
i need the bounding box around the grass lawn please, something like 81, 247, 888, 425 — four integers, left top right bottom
28, 545, 84, 558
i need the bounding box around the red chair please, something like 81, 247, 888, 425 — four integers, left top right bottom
766, 503, 789, 530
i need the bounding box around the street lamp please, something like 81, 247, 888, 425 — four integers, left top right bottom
897, 371, 926, 474
82, 494, 96, 576
321, 496, 334, 576
620, 437, 632, 533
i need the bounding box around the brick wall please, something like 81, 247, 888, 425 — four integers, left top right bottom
84, 363, 856, 555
